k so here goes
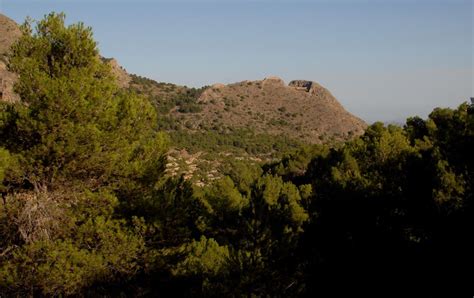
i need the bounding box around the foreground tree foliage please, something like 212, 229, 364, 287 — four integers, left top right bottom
0, 13, 167, 296
1, 13, 473, 296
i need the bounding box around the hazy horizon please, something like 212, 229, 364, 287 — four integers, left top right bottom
1, 0, 472, 123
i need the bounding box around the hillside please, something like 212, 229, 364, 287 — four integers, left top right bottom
129, 74, 366, 144
127, 75, 367, 183
0, 14, 20, 57
0, 14, 21, 102
193, 77, 365, 143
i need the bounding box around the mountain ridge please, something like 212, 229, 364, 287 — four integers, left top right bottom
172, 75, 366, 144
1, 12, 366, 146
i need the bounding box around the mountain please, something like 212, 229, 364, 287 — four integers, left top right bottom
129, 75, 366, 143
127, 75, 367, 182
1, 13, 365, 145
194, 77, 365, 143
1, 12, 366, 181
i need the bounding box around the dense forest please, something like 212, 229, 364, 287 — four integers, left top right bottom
0, 13, 472, 296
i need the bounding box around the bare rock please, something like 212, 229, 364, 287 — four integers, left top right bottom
288, 80, 323, 94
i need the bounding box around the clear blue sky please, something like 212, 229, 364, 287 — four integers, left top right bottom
1, 0, 472, 122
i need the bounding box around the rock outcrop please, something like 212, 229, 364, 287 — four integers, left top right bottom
288, 80, 313, 92
289, 80, 330, 96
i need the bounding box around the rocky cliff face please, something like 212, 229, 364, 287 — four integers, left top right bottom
0, 14, 21, 57
0, 14, 21, 102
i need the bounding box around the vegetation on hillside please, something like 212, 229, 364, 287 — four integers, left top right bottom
129, 74, 207, 115
0, 13, 472, 296
129, 74, 320, 181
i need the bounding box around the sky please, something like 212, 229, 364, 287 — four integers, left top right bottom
0, 0, 472, 123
